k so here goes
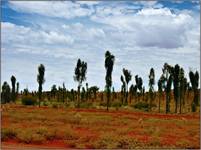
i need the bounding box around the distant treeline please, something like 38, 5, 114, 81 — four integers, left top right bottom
1, 51, 199, 113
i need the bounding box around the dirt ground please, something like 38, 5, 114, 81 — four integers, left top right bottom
1, 105, 200, 149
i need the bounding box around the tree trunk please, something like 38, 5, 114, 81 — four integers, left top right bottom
38, 85, 42, 107
175, 98, 178, 113
77, 85, 80, 108
179, 96, 182, 114
158, 93, 161, 113
165, 91, 168, 114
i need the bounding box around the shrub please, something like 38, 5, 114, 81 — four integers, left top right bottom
93, 134, 118, 149
17, 129, 47, 144
111, 101, 122, 108
43, 100, 49, 106
1, 128, 17, 141
52, 103, 59, 108
35, 127, 48, 136
99, 102, 109, 107
53, 127, 79, 141
64, 130, 79, 140
79, 102, 93, 108
132, 102, 156, 111
132, 102, 149, 111
17, 130, 33, 144
21, 96, 37, 106
31, 133, 46, 144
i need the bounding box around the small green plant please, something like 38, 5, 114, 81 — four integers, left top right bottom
21, 96, 37, 106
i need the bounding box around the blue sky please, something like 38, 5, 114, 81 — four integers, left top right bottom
1, 1, 200, 92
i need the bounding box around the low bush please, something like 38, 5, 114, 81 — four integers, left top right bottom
21, 96, 37, 106
132, 102, 149, 111
99, 102, 109, 107
132, 101, 157, 111
31, 133, 46, 144
17, 130, 33, 144
52, 103, 59, 108
79, 102, 93, 108
111, 101, 122, 108
93, 134, 141, 149
17, 128, 47, 144
43, 100, 49, 106
1, 128, 17, 141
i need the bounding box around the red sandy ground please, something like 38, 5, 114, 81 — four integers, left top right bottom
1, 106, 200, 149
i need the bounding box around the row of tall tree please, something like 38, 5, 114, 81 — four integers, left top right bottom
1, 51, 199, 113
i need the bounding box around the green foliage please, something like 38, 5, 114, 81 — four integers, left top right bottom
51, 84, 57, 98
1, 81, 11, 104
88, 86, 99, 99
37, 64, 45, 107
11, 75, 16, 102
162, 63, 173, 113
105, 51, 115, 111
74, 59, 87, 108
121, 68, 132, 104
173, 64, 180, 113
43, 100, 49, 106
149, 68, 155, 111
135, 75, 143, 93
21, 96, 37, 106
132, 102, 156, 111
189, 70, 199, 106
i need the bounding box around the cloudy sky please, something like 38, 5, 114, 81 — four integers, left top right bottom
1, 1, 200, 92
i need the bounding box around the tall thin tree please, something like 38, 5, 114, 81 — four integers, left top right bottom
37, 64, 45, 107
104, 51, 115, 111
189, 70, 199, 112
173, 64, 180, 113
11, 75, 16, 103
16, 82, 19, 98
158, 77, 163, 113
74, 59, 87, 108
1, 82, 11, 104
162, 63, 173, 114
148, 68, 155, 111
122, 68, 132, 104
120, 75, 126, 104
135, 75, 143, 102
179, 68, 185, 114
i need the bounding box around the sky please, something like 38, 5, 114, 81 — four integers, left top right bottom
1, 1, 200, 92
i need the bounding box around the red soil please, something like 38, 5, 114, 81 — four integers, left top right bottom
2, 139, 69, 149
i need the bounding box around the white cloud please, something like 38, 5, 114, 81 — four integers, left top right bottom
91, 7, 199, 49
2, 2, 200, 91
2, 22, 74, 46
9, 1, 94, 19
